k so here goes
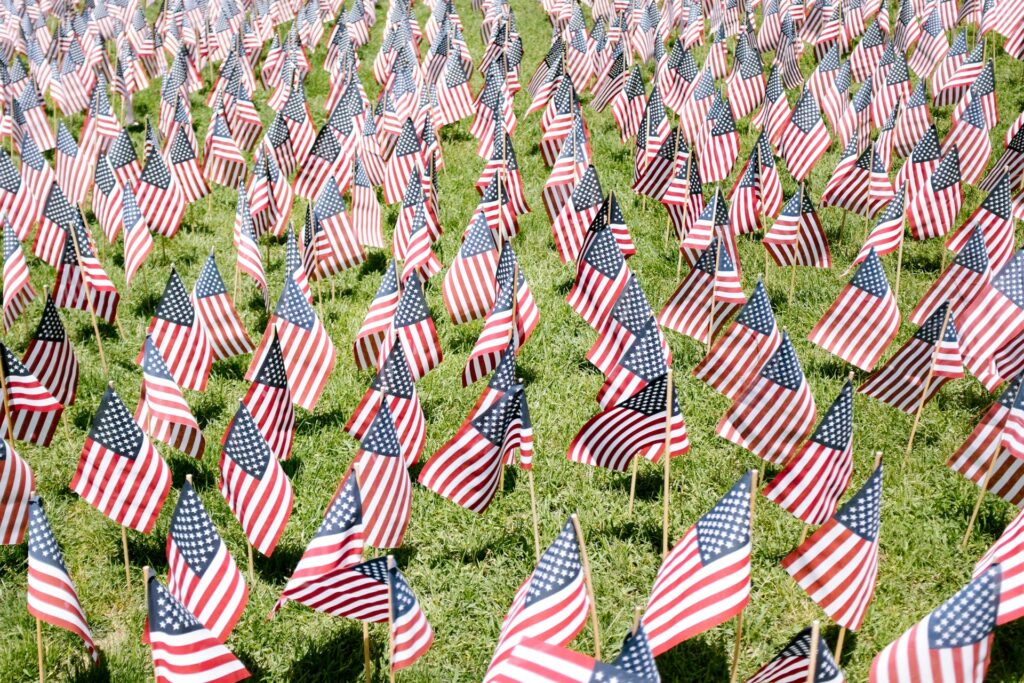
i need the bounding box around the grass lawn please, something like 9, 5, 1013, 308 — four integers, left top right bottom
2, 1, 1024, 681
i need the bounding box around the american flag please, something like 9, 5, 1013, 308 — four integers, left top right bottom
982, 125, 1024, 194
136, 148, 186, 239
808, 249, 901, 372
597, 316, 673, 410
781, 89, 831, 183
484, 517, 591, 681
27, 497, 98, 663
247, 278, 336, 412
167, 126, 210, 203
694, 279, 781, 400
552, 165, 604, 264
383, 119, 422, 205
280, 552, 392, 620
951, 59, 998, 131
419, 371, 532, 513
400, 200, 443, 283
193, 253, 253, 361
241, 328, 294, 462
491, 637, 648, 682
660, 236, 746, 346
587, 274, 663, 379
0, 343, 62, 447
351, 156, 385, 248
907, 147, 963, 240
354, 260, 401, 371
821, 141, 894, 219
894, 83, 933, 161
728, 151, 765, 236
381, 272, 442, 381
120, 182, 154, 286
0, 438, 32, 544
635, 85, 671, 181
55, 122, 88, 206
566, 217, 630, 332
945, 172, 1015, 272
752, 67, 791, 149
220, 401, 294, 556
167, 480, 248, 642
943, 97, 991, 186
909, 7, 948, 78
294, 126, 340, 201
264, 112, 298, 180
613, 622, 660, 679
19, 131, 58, 220
437, 49, 475, 125
948, 372, 1024, 507
443, 212, 499, 324
281, 77, 317, 162
136, 336, 205, 458
974, 508, 1024, 625
783, 463, 883, 632
763, 380, 855, 525
912, 227, 990, 327
958, 249, 1024, 387
729, 47, 765, 120
203, 111, 247, 189
850, 20, 886, 81
347, 338, 425, 466
22, 295, 77, 408
389, 562, 435, 671
568, 373, 689, 472
2, 220, 35, 330
36, 184, 76, 268
634, 128, 684, 201
870, 564, 1000, 682
71, 384, 171, 533
698, 96, 740, 184
593, 48, 626, 113
273, 471, 364, 614
542, 112, 589, 221
641, 471, 753, 656
145, 570, 250, 683
747, 626, 844, 683
860, 301, 964, 413
540, 75, 580, 167
0, 148, 37, 243
612, 66, 647, 143
851, 182, 907, 266
233, 186, 269, 308
836, 78, 874, 154
353, 399, 411, 548
140, 268, 213, 392
809, 47, 849, 131
717, 331, 817, 464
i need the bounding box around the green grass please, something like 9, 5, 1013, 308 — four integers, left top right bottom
2, 3, 1024, 682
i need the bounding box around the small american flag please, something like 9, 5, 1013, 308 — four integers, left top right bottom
851, 182, 907, 266
822, 141, 894, 219
389, 563, 434, 671
542, 112, 589, 221
698, 96, 740, 184
492, 637, 649, 682
53, 216, 120, 330
958, 249, 1024, 386
588, 274, 662, 379
120, 182, 154, 286
781, 88, 831, 183
945, 172, 1015, 272
353, 398, 411, 548
193, 253, 253, 361
907, 147, 964, 240
943, 97, 991, 186
136, 148, 186, 239
136, 336, 205, 458
642, 471, 753, 656
729, 47, 766, 120
443, 212, 499, 324
219, 401, 294, 556
752, 66, 790, 149
27, 497, 98, 663
108, 127, 142, 188
718, 332, 817, 464
566, 217, 630, 332
0, 438, 32, 544
233, 186, 269, 307
870, 564, 1000, 682
678, 187, 731, 262
71, 384, 171, 533
437, 49, 475, 125
243, 329, 295, 462
274, 471, 364, 615
764, 380, 855, 525
552, 164, 604, 264
612, 66, 647, 143
0, 148, 37, 243
808, 249, 901, 372
351, 156, 385, 248
145, 570, 250, 683
55, 122, 88, 206
22, 295, 78, 407
381, 272, 442, 381
203, 110, 247, 189
661, 236, 746, 346
747, 626, 844, 683
140, 268, 213, 392
894, 83, 933, 161
809, 47, 849, 131
484, 517, 592, 681
167, 480, 248, 642
354, 260, 401, 371
974, 508, 1024, 625
36, 183, 76, 268
166, 125, 210, 203
0, 343, 62, 447
383, 119, 421, 204
912, 226, 990, 326
2, 220, 35, 330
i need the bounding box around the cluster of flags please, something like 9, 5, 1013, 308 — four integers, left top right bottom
0, 0, 1022, 675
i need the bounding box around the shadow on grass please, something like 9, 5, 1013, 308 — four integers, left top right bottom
607, 519, 662, 554
285, 622, 368, 682
608, 466, 662, 504
69, 656, 111, 683
130, 289, 162, 318
655, 633, 732, 682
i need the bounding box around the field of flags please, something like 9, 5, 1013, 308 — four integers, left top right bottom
1, 0, 1024, 677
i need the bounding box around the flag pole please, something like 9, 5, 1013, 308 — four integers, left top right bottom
628, 455, 639, 514
526, 468, 541, 562
143, 566, 157, 679
664, 127, 681, 248
729, 468, 758, 683
570, 513, 601, 659
363, 622, 372, 683
122, 526, 132, 588
68, 214, 109, 376
894, 225, 905, 302
677, 153, 693, 281
962, 448, 999, 547
36, 608, 44, 683
904, 302, 953, 462
708, 223, 720, 353
386, 555, 396, 683
834, 625, 847, 662
662, 368, 675, 557
631, 605, 643, 635
789, 181, 804, 306
806, 620, 820, 683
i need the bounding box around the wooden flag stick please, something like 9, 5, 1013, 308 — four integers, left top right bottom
707, 222, 720, 353
662, 369, 675, 557
904, 302, 953, 462
631, 606, 643, 635
67, 220, 109, 376
962, 448, 999, 547
363, 622, 372, 683
788, 182, 805, 306
122, 526, 131, 588
247, 539, 255, 583
386, 555, 396, 683
730, 469, 759, 683
834, 626, 847, 662
36, 615, 44, 683
664, 129, 682, 248
571, 513, 601, 659
628, 455, 639, 514
806, 620, 821, 683
527, 469, 541, 562
894, 232, 905, 301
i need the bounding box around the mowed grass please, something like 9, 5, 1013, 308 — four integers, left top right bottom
2, 1, 1024, 681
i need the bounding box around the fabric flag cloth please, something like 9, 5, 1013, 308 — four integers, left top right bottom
219, 401, 294, 556
0, 438, 32, 544
907, 147, 964, 240
694, 279, 781, 400
273, 471, 364, 615
641, 471, 754, 656
958, 249, 1024, 390
27, 497, 98, 663
246, 277, 336, 411
869, 564, 1001, 682
945, 172, 1015, 274
352, 399, 412, 548
491, 638, 649, 682
780, 88, 831, 182
783, 463, 884, 631
973, 508, 1024, 625
443, 212, 500, 324
353, 260, 401, 371
565, 207, 630, 332
2, 221, 35, 330
484, 517, 591, 682
860, 301, 964, 413
763, 187, 832, 270
850, 182, 907, 267
0, 343, 63, 447
233, 186, 270, 308
660, 236, 746, 346
145, 569, 250, 683
746, 626, 845, 683
947, 372, 1024, 507
71, 384, 171, 533
243, 330, 295, 463
136, 336, 205, 458
139, 268, 213, 392
389, 562, 434, 671
193, 253, 254, 361
912, 227, 990, 327
22, 297, 77, 412
717, 332, 817, 465
808, 249, 901, 372
763, 379, 855, 525
586, 274, 662, 379
379, 272, 442, 381
120, 182, 154, 286
167, 480, 247, 643
52, 214, 120, 325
